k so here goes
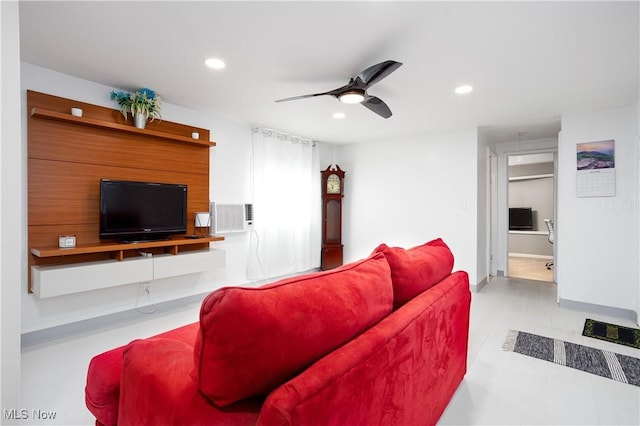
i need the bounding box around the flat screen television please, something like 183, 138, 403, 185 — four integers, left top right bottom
509, 207, 533, 231
100, 179, 187, 242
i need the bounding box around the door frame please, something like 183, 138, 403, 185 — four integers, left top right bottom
492, 138, 558, 279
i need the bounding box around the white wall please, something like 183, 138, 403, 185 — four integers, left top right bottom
15, 68, 639, 337
508, 170, 554, 256
19, 63, 334, 334
335, 130, 478, 286
14, 61, 341, 336
557, 104, 639, 319
1, 0, 24, 414
19, 64, 264, 333
637, 101, 640, 325
476, 131, 491, 288
637, 102, 640, 325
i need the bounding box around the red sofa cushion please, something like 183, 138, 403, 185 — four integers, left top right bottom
85, 322, 199, 426
119, 338, 263, 426
373, 238, 454, 308
193, 252, 393, 407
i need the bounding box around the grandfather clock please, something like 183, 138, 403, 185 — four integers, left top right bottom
321, 165, 345, 270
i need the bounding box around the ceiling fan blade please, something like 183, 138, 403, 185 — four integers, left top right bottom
275, 92, 329, 103
276, 81, 356, 103
362, 96, 392, 119
357, 60, 403, 88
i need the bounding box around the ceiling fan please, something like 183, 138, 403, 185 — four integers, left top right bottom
275, 60, 403, 119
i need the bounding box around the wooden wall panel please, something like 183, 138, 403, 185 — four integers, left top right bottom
28, 116, 209, 175
27, 90, 215, 292
28, 159, 209, 230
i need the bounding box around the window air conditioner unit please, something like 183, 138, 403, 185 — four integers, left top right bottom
211, 203, 254, 234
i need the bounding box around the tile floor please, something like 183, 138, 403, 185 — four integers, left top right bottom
440, 277, 639, 425
19, 277, 640, 425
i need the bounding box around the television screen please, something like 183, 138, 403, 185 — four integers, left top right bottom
509, 207, 533, 230
100, 179, 187, 242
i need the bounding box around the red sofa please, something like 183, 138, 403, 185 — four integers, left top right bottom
85, 238, 471, 426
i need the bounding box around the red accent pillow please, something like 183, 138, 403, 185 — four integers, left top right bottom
373, 238, 454, 309
192, 252, 393, 407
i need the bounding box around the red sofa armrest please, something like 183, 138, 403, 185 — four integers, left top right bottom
258, 271, 471, 426
118, 338, 262, 426
85, 322, 199, 426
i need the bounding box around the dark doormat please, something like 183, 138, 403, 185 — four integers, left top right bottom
582, 318, 640, 349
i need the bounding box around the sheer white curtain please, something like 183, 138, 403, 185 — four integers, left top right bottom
250, 127, 320, 280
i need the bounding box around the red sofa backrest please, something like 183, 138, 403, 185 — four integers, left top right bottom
373, 238, 455, 309
258, 270, 471, 426
192, 252, 394, 407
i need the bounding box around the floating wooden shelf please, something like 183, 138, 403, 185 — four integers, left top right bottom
30, 107, 216, 147
27, 90, 217, 294
31, 236, 225, 261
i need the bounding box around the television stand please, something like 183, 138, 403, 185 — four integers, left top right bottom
31, 236, 224, 261
31, 238, 226, 298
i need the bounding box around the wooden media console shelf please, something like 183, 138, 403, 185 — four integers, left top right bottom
27, 90, 220, 295
31, 236, 225, 261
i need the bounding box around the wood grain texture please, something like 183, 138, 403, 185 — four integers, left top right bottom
27, 90, 216, 292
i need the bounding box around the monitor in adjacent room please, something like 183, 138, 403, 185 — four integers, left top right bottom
508, 207, 533, 231
100, 179, 187, 242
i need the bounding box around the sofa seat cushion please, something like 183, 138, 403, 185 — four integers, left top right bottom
373, 238, 454, 308
193, 252, 393, 407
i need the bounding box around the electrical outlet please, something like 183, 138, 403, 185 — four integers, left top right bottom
136, 282, 156, 314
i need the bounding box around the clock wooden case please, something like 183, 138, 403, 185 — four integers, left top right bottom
321, 165, 345, 270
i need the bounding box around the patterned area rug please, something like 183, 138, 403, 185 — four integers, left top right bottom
503, 330, 640, 387
582, 318, 640, 349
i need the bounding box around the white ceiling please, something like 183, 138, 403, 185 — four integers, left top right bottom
18, 1, 639, 145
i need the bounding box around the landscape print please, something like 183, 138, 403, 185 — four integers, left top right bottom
577, 139, 615, 170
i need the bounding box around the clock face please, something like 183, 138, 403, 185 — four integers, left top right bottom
327, 174, 341, 194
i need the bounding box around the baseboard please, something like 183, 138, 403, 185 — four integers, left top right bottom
21, 291, 210, 347
559, 298, 638, 322
471, 276, 489, 293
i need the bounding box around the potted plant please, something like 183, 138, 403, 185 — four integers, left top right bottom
110, 88, 162, 129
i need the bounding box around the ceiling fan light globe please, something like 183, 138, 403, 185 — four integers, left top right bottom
204, 58, 226, 70
454, 85, 473, 94
339, 91, 365, 104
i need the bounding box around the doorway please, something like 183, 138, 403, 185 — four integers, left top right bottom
507, 153, 555, 282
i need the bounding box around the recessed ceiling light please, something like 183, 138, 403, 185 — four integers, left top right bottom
454, 85, 473, 95
333, 112, 346, 119
204, 58, 226, 70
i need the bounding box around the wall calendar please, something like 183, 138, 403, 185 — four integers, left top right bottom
576, 139, 615, 197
